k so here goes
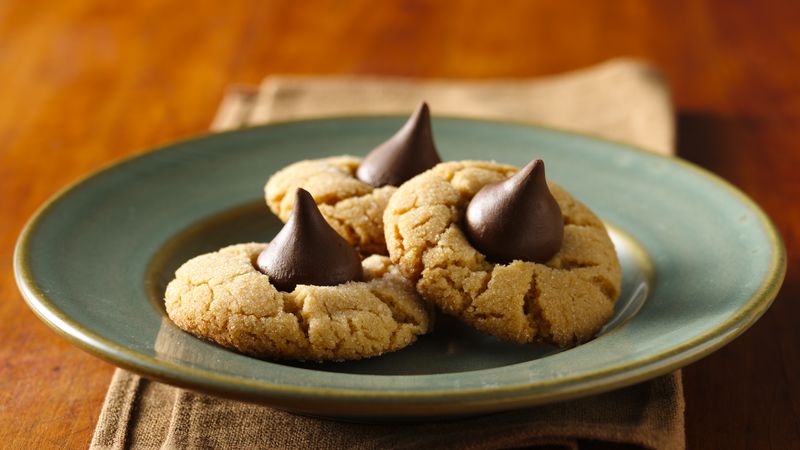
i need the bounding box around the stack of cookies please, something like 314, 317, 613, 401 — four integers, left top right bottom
165, 103, 621, 361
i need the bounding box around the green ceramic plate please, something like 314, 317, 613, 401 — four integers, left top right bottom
15, 117, 785, 420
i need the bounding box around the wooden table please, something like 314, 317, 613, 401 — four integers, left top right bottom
1, 1, 797, 448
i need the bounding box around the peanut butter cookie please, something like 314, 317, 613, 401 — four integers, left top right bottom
265, 156, 395, 255
383, 161, 620, 347
165, 243, 432, 361
265, 102, 442, 255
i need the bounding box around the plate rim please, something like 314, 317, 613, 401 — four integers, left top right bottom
13, 116, 787, 415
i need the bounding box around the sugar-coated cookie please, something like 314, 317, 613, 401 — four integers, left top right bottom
165, 243, 432, 361
265, 102, 442, 256
265, 156, 394, 255
383, 161, 620, 347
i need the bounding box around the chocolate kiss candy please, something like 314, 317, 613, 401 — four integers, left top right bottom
257, 189, 363, 291
356, 101, 442, 187
464, 159, 564, 264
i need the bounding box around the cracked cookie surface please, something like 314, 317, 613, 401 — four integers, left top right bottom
165, 243, 432, 361
384, 161, 621, 347
265, 156, 394, 255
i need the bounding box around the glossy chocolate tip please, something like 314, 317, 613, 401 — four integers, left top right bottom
355, 101, 442, 187
257, 189, 363, 292
464, 159, 564, 264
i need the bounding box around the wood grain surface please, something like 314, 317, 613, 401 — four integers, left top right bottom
1, 1, 797, 448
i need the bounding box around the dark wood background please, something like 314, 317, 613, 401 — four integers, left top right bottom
1, 1, 797, 448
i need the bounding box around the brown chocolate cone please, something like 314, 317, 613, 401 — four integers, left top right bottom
464, 159, 564, 264
356, 101, 442, 187
257, 189, 363, 291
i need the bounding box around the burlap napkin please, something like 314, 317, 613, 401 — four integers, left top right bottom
91, 58, 684, 450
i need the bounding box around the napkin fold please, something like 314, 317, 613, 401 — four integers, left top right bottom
92, 58, 684, 450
